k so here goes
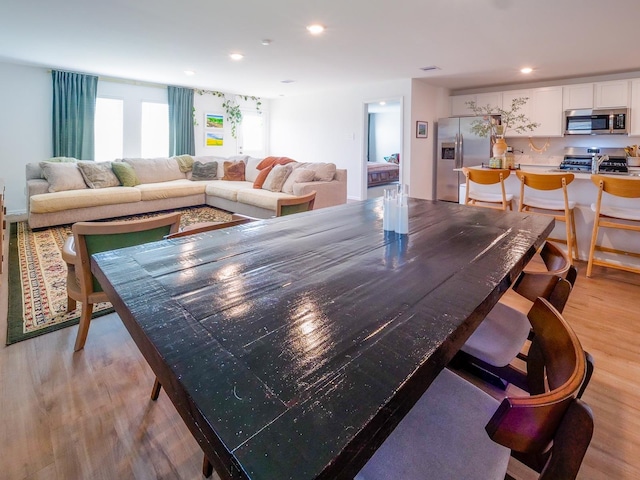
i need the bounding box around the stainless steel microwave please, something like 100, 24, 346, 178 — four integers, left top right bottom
564, 108, 629, 135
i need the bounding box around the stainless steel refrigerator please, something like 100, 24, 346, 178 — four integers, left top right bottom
436, 116, 496, 202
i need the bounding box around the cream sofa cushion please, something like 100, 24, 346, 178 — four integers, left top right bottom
204, 180, 252, 201
244, 156, 262, 183
123, 157, 185, 184
282, 168, 315, 194
30, 187, 141, 213
237, 189, 295, 210
135, 180, 207, 201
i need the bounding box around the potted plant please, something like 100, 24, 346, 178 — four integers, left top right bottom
465, 97, 539, 165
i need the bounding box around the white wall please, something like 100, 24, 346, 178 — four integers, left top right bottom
407, 79, 450, 200
193, 94, 269, 157
0, 63, 51, 214
269, 80, 412, 200
369, 111, 401, 163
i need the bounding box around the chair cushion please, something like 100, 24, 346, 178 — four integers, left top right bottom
524, 196, 576, 211
460, 302, 532, 367
469, 191, 514, 203
355, 368, 507, 480
591, 203, 640, 221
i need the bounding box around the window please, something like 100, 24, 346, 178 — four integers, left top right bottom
141, 102, 169, 158
94, 97, 123, 162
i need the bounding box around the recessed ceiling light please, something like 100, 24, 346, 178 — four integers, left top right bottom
306, 24, 325, 35
521, 67, 533, 74
230, 53, 244, 61
420, 65, 441, 72
281, 79, 295, 84
380, 101, 386, 106
183, 70, 195, 76
261, 39, 272, 46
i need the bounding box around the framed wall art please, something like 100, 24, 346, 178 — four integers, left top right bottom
416, 121, 428, 138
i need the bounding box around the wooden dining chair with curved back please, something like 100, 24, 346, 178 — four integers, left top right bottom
356, 298, 592, 480
516, 170, 578, 264
462, 167, 513, 211
587, 174, 640, 277
276, 190, 316, 216
62, 212, 182, 351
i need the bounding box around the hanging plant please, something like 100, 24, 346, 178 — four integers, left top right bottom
195, 89, 262, 138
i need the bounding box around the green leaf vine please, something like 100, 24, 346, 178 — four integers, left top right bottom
195, 89, 262, 138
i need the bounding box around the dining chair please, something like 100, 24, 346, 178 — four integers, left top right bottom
462, 167, 513, 211
516, 170, 578, 263
62, 212, 182, 351
356, 298, 592, 480
586, 174, 640, 277
276, 190, 316, 216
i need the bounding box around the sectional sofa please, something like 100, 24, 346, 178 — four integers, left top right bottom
26, 155, 347, 229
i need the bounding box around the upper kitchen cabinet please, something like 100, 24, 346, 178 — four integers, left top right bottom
450, 92, 502, 116
630, 79, 640, 137
450, 94, 475, 116
563, 83, 594, 110
594, 80, 630, 108
530, 87, 563, 137
502, 87, 563, 137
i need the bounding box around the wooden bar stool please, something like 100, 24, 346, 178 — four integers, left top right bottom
587, 175, 640, 277
462, 167, 513, 211
516, 171, 578, 263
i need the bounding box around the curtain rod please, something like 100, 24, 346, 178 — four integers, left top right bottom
47, 69, 167, 89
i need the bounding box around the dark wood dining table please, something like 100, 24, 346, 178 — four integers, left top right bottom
91, 198, 554, 480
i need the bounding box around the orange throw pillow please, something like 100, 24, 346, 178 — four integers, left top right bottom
256, 156, 295, 170
253, 157, 296, 188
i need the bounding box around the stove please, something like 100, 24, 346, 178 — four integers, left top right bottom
558, 147, 629, 174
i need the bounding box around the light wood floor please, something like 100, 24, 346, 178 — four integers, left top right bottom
1, 228, 639, 479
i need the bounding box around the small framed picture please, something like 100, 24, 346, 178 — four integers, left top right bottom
416, 121, 428, 138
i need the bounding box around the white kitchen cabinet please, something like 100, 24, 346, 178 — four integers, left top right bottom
502, 87, 563, 137
594, 80, 630, 108
450, 94, 476, 116
502, 90, 532, 137
475, 92, 503, 113
630, 79, 640, 137
563, 83, 593, 110
530, 87, 564, 137
450, 92, 502, 116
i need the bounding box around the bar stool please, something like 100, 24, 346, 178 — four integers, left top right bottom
587, 175, 640, 277
462, 167, 513, 211
516, 171, 578, 263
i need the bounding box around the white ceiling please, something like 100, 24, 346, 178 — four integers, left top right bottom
2, 0, 639, 99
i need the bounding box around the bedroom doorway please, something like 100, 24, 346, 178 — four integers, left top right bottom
364, 98, 403, 199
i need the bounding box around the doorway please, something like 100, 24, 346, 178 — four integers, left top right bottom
363, 98, 403, 199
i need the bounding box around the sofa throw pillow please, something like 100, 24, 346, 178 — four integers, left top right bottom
174, 154, 194, 172
45, 156, 77, 163
191, 161, 218, 181
252, 166, 273, 189
123, 157, 185, 184
245, 156, 262, 183
111, 161, 141, 187
282, 168, 316, 194
256, 156, 296, 170
222, 160, 246, 181
39, 161, 88, 193
384, 153, 400, 164
306, 162, 337, 182
77, 161, 121, 189
262, 164, 293, 192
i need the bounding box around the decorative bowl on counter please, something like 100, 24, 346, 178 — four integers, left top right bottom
627, 156, 640, 167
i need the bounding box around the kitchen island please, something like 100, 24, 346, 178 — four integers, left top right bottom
458, 165, 640, 271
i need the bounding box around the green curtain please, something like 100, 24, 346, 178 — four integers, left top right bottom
51, 70, 98, 159
168, 86, 195, 156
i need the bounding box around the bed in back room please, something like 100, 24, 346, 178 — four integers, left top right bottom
367, 154, 399, 187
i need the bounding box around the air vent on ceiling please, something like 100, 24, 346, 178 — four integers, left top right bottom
420, 66, 441, 72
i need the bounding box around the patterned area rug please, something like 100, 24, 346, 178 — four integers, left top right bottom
6, 206, 231, 345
